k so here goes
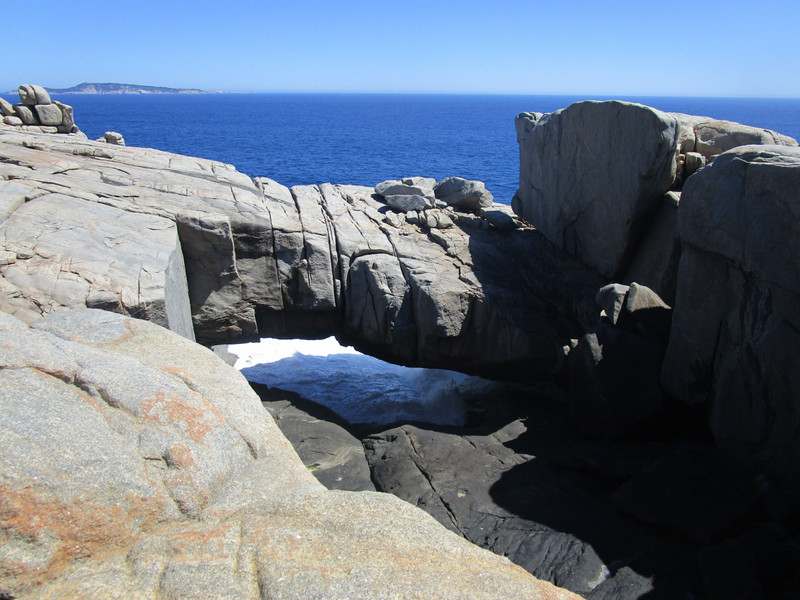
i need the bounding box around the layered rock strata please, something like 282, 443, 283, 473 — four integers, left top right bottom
0, 308, 577, 599
0, 126, 602, 378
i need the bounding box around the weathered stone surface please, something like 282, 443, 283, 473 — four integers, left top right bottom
254, 383, 376, 492
620, 192, 681, 304
384, 192, 431, 212
104, 131, 125, 145
0, 97, 15, 116
13, 104, 38, 125
375, 178, 434, 198
0, 127, 603, 378
662, 144, 800, 509
674, 113, 798, 159
2, 115, 22, 126
596, 283, 629, 325
54, 100, 74, 128
0, 309, 576, 599
18, 84, 51, 105
34, 103, 63, 126
435, 176, 494, 211
0, 192, 193, 338
516, 101, 680, 279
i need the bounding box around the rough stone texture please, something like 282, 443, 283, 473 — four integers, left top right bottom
674, 113, 798, 160
384, 192, 432, 212
662, 144, 800, 509
435, 176, 494, 211
34, 103, 63, 126
104, 131, 125, 145
620, 191, 681, 305
0, 97, 15, 116
515, 101, 681, 279
13, 104, 38, 125
18, 84, 51, 105
2, 116, 23, 126
0, 126, 602, 378
0, 309, 577, 600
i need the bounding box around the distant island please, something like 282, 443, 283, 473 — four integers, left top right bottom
5, 82, 220, 95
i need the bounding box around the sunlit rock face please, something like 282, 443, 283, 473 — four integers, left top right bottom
0, 126, 602, 379
0, 308, 578, 599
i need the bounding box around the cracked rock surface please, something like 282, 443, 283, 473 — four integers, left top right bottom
0, 127, 601, 378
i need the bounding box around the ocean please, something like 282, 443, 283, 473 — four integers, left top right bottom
4, 93, 799, 204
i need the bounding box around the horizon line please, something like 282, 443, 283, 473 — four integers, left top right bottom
3, 88, 800, 101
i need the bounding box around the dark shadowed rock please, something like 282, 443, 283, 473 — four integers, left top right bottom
362, 393, 699, 600
252, 382, 376, 492
568, 322, 665, 439
662, 144, 800, 510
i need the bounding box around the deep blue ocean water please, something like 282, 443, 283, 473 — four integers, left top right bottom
4, 93, 799, 204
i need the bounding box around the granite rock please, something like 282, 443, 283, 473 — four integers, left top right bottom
662, 144, 800, 509
515, 101, 680, 279
435, 176, 494, 211
0, 309, 578, 600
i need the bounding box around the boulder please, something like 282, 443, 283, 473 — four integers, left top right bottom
13, 104, 38, 125
434, 176, 494, 211
673, 113, 798, 160
104, 131, 125, 145
0, 97, 15, 116
515, 100, 680, 279
0, 309, 575, 599
384, 193, 431, 212
3, 116, 23, 126
375, 178, 435, 199
54, 100, 74, 128
34, 103, 63, 126
662, 144, 800, 509
596, 282, 629, 325
18, 84, 51, 105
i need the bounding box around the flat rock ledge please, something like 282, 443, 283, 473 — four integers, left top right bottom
0, 308, 578, 600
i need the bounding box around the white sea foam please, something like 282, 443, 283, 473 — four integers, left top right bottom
229, 337, 484, 426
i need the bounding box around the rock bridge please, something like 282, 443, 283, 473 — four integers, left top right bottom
0, 127, 601, 380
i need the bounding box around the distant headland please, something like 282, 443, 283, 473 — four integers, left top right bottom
4, 82, 221, 95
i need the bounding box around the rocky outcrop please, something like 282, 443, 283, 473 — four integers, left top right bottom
514, 101, 681, 281
0, 308, 575, 599
515, 101, 798, 304
661, 144, 800, 508
0, 126, 602, 378
1, 84, 80, 134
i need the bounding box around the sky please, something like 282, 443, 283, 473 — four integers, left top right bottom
3, 0, 799, 97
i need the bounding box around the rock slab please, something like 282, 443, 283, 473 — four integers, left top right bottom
0, 308, 578, 600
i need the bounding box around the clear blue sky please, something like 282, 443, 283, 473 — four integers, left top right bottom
4, 0, 799, 97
